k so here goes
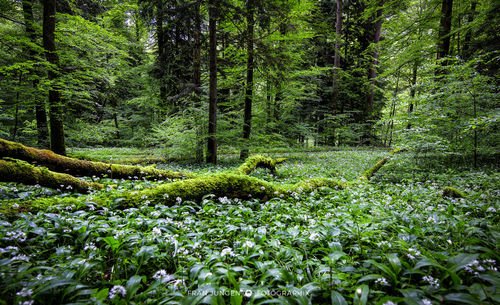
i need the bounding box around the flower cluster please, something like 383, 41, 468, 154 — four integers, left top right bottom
422, 275, 439, 288
109, 285, 127, 299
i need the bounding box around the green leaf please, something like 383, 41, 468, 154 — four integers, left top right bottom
444, 293, 481, 304
126, 275, 143, 298
102, 236, 120, 251
353, 284, 369, 305
331, 291, 348, 305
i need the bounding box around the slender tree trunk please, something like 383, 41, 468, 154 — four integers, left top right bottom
114, 113, 120, 139
367, 1, 384, 115
388, 69, 400, 146
407, 60, 418, 129
461, 1, 476, 59
330, 0, 342, 146
436, 0, 453, 66
240, 0, 255, 160
332, 0, 342, 102
43, 0, 65, 155
22, 0, 49, 148
156, 0, 166, 102
206, 0, 217, 164
193, 1, 203, 162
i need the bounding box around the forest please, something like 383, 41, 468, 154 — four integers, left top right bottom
0, 0, 499, 304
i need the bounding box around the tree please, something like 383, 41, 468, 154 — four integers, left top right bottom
240, 0, 255, 160
436, 0, 453, 67
22, 0, 49, 148
206, 0, 217, 164
43, 0, 65, 155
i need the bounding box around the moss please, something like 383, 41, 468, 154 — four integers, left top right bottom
236, 155, 287, 175
442, 186, 466, 198
0, 158, 102, 193
0, 138, 194, 180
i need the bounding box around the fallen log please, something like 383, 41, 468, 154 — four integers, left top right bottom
235, 154, 287, 175
360, 148, 403, 180
0, 148, 400, 212
0, 138, 196, 180
0, 158, 102, 193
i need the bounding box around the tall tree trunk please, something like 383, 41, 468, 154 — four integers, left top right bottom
388, 69, 399, 146
240, 0, 255, 160
436, 0, 453, 66
367, 1, 384, 115
330, 0, 342, 146
206, 0, 217, 164
156, 0, 166, 102
461, 0, 476, 59
407, 60, 418, 129
332, 0, 342, 103
22, 0, 49, 148
193, 1, 203, 162
43, 0, 65, 155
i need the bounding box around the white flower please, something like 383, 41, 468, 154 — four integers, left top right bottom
407, 248, 421, 260
375, 277, 390, 286
84, 242, 97, 251
261, 186, 265, 191
421, 299, 432, 305
152, 227, 162, 236
309, 232, 320, 242
16, 288, 33, 297
221, 247, 235, 257
423, 275, 439, 288
153, 270, 175, 282
243, 240, 254, 248
382, 301, 397, 305
163, 194, 169, 199
109, 285, 126, 299
12, 254, 29, 262
5, 231, 27, 242
176, 197, 182, 204
19, 301, 34, 305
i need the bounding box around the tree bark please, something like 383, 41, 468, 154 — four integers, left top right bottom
436, 0, 453, 64
461, 1, 476, 59
407, 60, 418, 129
22, 0, 49, 148
206, 0, 217, 164
367, 1, 384, 115
240, 0, 255, 160
43, 0, 65, 155
156, 0, 166, 101
193, 1, 203, 162
332, 0, 342, 105
0, 138, 195, 180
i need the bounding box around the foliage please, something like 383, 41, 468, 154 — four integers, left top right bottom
0, 149, 499, 304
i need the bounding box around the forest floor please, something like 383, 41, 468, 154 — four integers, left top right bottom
0, 148, 499, 304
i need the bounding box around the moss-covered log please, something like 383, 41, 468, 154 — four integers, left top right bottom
0, 158, 102, 193
0, 138, 195, 180
235, 154, 287, 175
442, 186, 466, 198
1, 149, 399, 212
360, 148, 403, 180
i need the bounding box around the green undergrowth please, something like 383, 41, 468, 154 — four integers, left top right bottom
0, 148, 499, 304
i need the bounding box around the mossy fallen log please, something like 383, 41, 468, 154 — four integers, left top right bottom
1, 173, 349, 212
235, 154, 287, 175
0, 138, 195, 180
360, 148, 403, 180
0, 158, 102, 193
1, 149, 398, 213
442, 186, 466, 198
